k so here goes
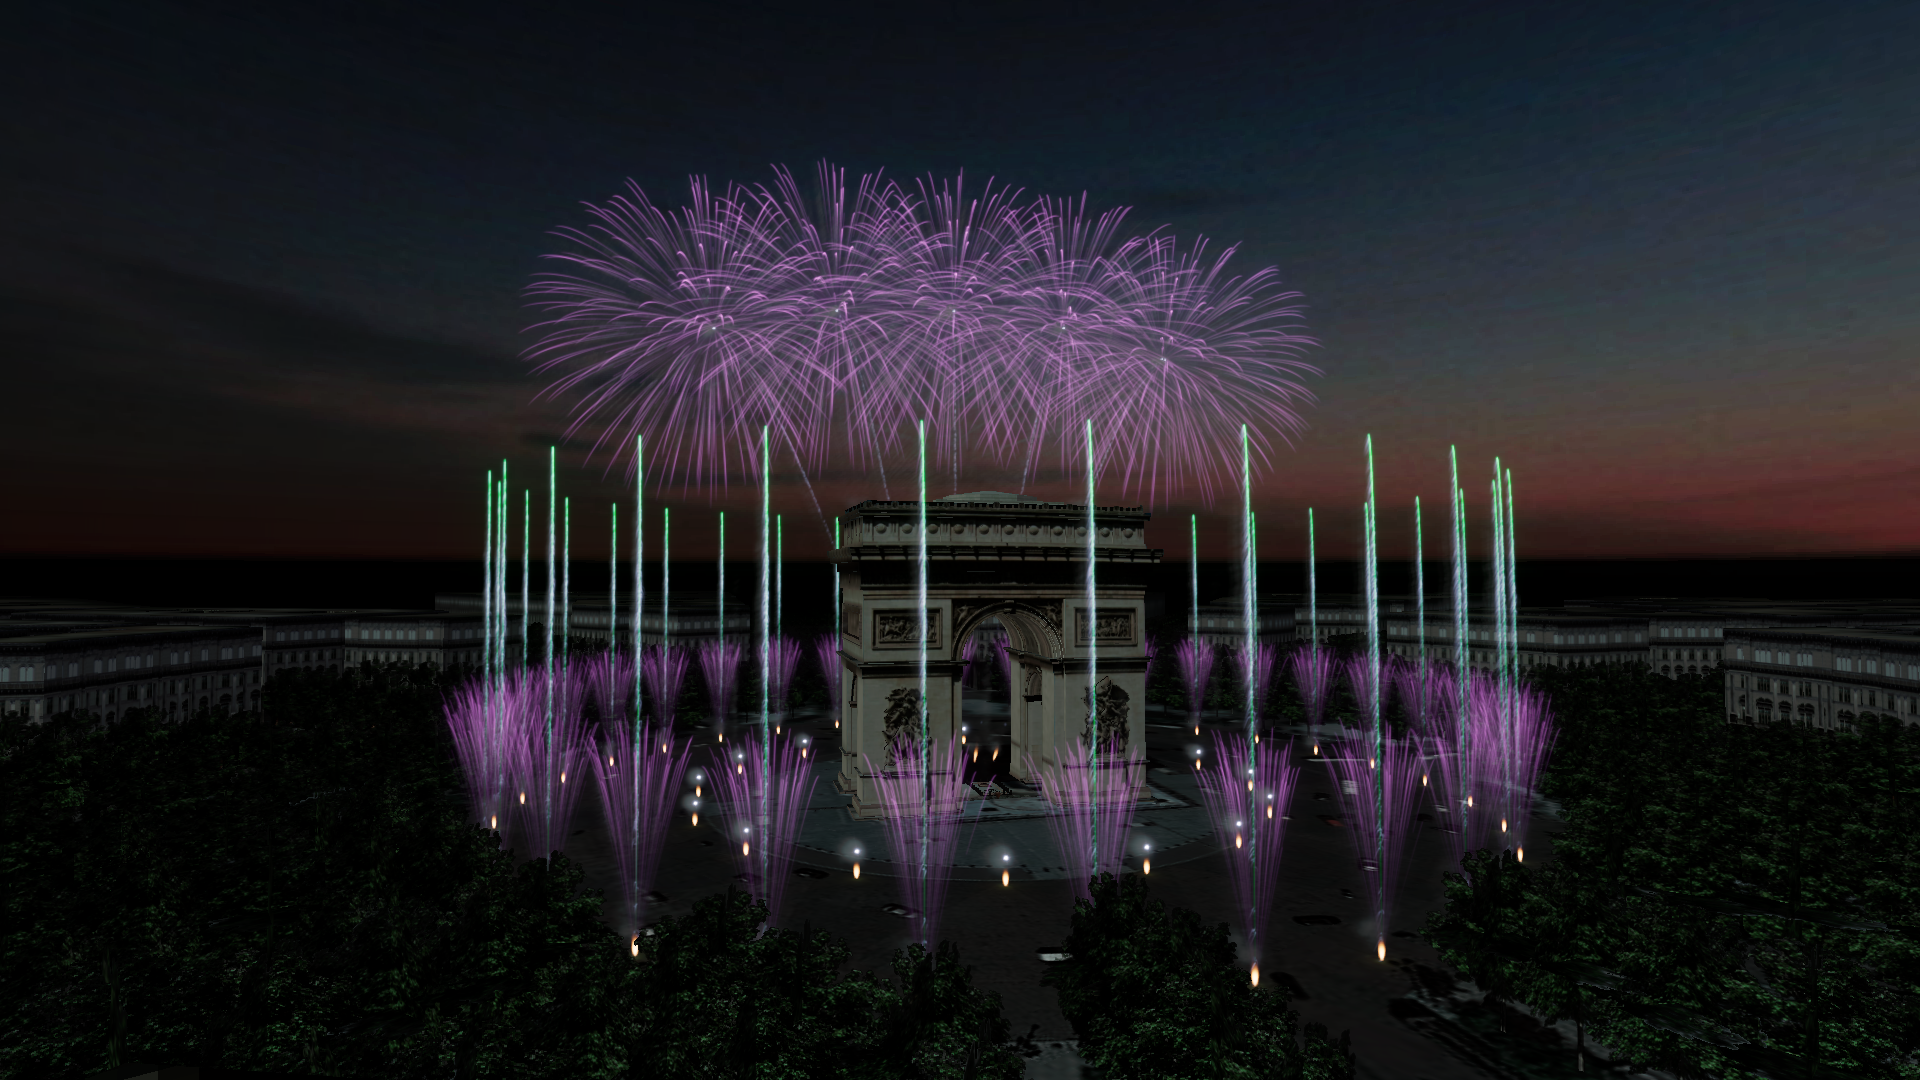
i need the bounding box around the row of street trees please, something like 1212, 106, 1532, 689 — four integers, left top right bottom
5, 662, 1351, 1079
1425, 664, 1920, 1078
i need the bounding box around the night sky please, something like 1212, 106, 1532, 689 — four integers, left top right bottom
5, 1, 1917, 562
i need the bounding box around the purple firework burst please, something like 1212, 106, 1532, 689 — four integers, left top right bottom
525, 164, 1317, 502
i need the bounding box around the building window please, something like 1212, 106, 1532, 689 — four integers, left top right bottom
1798, 653, 1812, 667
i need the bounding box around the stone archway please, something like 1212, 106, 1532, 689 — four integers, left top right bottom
830, 492, 1159, 818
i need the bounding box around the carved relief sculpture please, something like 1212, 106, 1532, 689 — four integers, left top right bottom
881, 687, 923, 769
874, 609, 941, 649
1074, 608, 1135, 646
1082, 676, 1130, 747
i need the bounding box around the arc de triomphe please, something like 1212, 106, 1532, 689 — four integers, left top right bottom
831, 492, 1160, 818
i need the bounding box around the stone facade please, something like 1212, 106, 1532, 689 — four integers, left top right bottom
830, 492, 1159, 817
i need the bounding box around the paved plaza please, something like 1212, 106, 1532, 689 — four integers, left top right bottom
563, 693, 1638, 1080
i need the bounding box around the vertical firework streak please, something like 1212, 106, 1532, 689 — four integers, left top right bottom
521, 489, 531, 674
1450, 448, 1469, 819
661, 506, 671, 649
609, 504, 618, 708
1362, 435, 1385, 956
758, 426, 771, 896
917, 419, 932, 943
1239, 425, 1257, 905
1195, 732, 1299, 967
593, 718, 689, 937
1306, 506, 1320, 751
484, 470, 494, 695
544, 448, 557, 856
1490, 461, 1508, 815
1027, 737, 1142, 903
717, 511, 726, 646
563, 498, 573, 796
1189, 513, 1199, 646
711, 735, 817, 927
1413, 494, 1425, 724
865, 737, 970, 946
1085, 419, 1099, 877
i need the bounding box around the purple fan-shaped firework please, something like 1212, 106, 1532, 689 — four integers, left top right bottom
591, 719, 690, 937
1026, 737, 1144, 903
1232, 643, 1279, 725
1343, 654, 1392, 723
862, 736, 972, 947
765, 636, 803, 716
1330, 732, 1424, 958
525, 163, 1317, 502
710, 735, 817, 927
698, 640, 743, 732
641, 644, 691, 727
812, 633, 841, 719
1288, 646, 1335, 751
1174, 640, 1215, 727
1195, 732, 1300, 967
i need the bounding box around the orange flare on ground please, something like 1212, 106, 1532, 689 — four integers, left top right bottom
991, 747, 998, 761
741, 841, 749, 856
1143, 857, 1151, 875
1001, 870, 1010, 886
1377, 940, 1387, 962
1517, 847, 1525, 862
1234, 833, 1243, 849
691, 812, 699, 826
630, 936, 640, 957
1251, 963, 1260, 986
852, 863, 861, 879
